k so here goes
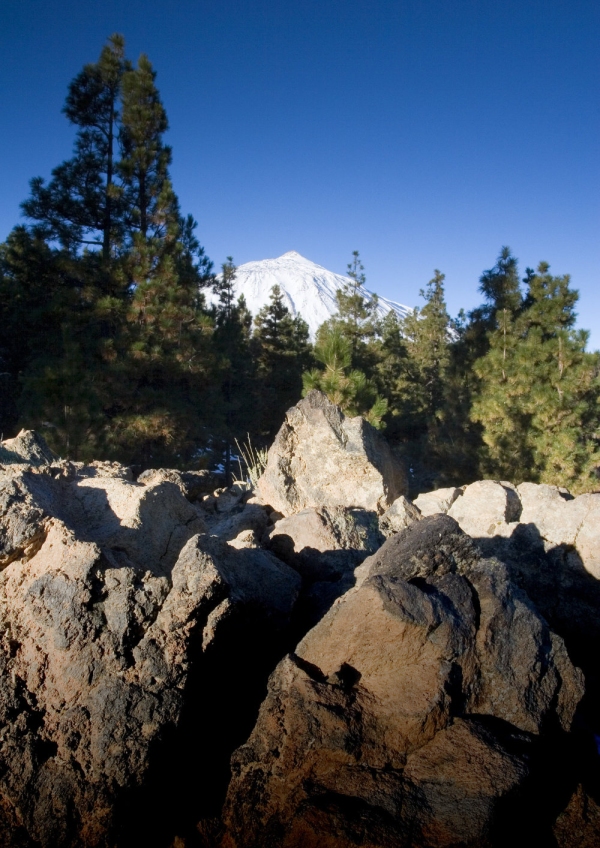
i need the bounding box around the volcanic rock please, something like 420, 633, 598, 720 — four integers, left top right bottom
0, 465, 301, 847
256, 390, 407, 517
219, 516, 584, 848
446, 479, 521, 538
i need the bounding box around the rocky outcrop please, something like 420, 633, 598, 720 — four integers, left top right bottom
0, 463, 300, 848
219, 516, 584, 848
256, 390, 407, 517
2, 412, 600, 848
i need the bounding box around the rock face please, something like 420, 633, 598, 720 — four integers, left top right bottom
0, 464, 300, 848
219, 516, 584, 848
256, 391, 407, 517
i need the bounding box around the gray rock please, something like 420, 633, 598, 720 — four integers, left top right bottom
257, 390, 407, 517
268, 505, 382, 582
518, 482, 600, 579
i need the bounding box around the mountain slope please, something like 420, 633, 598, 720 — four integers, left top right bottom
207, 251, 411, 337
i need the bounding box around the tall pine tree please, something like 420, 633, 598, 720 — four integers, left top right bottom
22, 34, 128, 260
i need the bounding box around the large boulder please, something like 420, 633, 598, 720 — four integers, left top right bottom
256, 391, 407, 517
219, 516, 584, 848
268, 506, 382, 581
0, 466, 301, 847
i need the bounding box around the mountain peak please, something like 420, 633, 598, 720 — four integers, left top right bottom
208, 253, 410, 337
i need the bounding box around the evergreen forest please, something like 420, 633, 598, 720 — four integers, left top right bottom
1, 36, 599, 494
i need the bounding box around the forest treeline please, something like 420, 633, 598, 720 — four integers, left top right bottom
1, 36, 599, 494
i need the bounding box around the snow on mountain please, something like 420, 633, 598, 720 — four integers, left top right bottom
207, 251, 411, 338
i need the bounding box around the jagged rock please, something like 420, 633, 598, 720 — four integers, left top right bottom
378, 495, 421, 538
554, 784, 600, 848
219, 516, 584, 848
447, 479, 521, 538
0, 430, 56, 467
412, 485, 462, 516
75, 460, 134, 480
138, 468, 224, 500
256, 391, 407, 517
0, 509, 300, 848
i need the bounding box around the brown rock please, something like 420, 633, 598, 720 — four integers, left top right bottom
256, 390, 407, 517
219, 516, 584, 848
554, 784, 600, 848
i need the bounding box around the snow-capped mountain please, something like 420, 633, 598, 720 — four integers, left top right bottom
207, 251, 411, 338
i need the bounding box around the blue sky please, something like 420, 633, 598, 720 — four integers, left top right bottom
2, 0, 599, 345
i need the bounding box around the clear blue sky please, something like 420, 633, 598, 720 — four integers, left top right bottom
2, 0, 599, 345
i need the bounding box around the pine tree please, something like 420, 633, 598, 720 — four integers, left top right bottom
472, 262, 600, 491
252, 285, 312, 442
303, 323, 387, 427
400, 270, 451, 420
329, 250, 380, 374
119, 54, 178, 241
22, 34, 128, 260
436, 248, 523, 485
9, 37, 216, 465
375, 272, 453, 489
